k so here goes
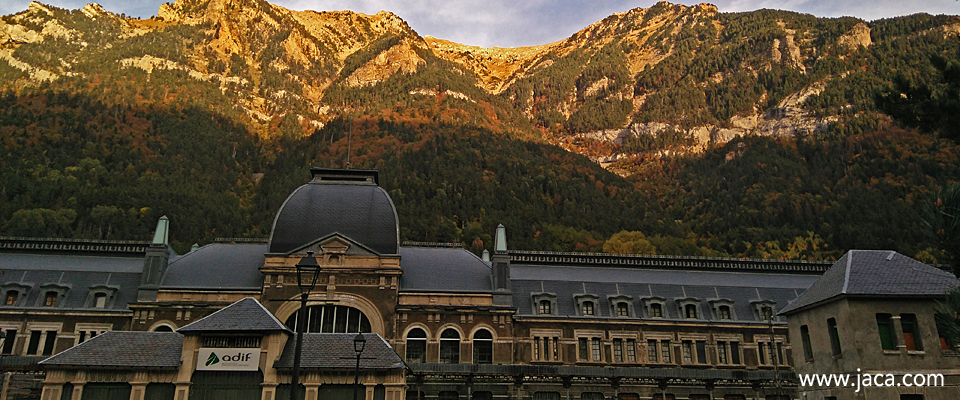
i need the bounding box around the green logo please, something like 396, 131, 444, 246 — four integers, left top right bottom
205, 352, 220, 366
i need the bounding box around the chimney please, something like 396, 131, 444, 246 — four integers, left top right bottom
491, 224, 512, 306
138, 216, 173, 301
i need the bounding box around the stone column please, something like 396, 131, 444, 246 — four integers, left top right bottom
304, 383, 320, 400
174, 382, 191, 400
39, 383, 61, 400
129, 382, 148, 400
70, 382, 85, 400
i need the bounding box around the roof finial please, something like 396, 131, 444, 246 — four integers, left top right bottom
152, 216, 169, 245
495, 224, 507, 253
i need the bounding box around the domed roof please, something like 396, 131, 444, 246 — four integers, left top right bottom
268, 169, 399, 255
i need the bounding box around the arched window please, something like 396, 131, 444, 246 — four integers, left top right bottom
718, 305, 731, 320
285, 305, 371, 333
582, 301, 595, 316
152, 325, 174, 332
473, 329, 493, 364
650, 303, 663, 318
406, 328, 427, 363
439, 329, 460, 364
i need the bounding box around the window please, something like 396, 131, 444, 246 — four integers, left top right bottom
647, 340, 658, 362
575, 336, 602, 362
902, 314, 923, 351
730, 342, 741, 364
900, 395, 925, 400
685, 304, 698, 319
1, 329, 16, 354
474, 330, 493, 364
828, 318, 842, 356
682, 341, 693, 364
539, 300, 552, 315
661, 340, 672, 363
717, 341, 728, 364
581, 393, 604, 400
532, 335, 559, 362
800, 325, 813, 360
94, 293, 108, 309
612, 338, 636, 363
284, 305, 371, 333
616, 302, 629, 317
877, 313, 896, 350
582, 301, 595, 316
761, 306, 774, 321
473, 392, 493, 400
533, 392, 560, 400
439, 329, 460, 364
406, 328, 427, 363
77, 330, 104, 344
696, 340, 707, 364
4, 291, 18, 306
647, 339, 672, 363
42, 331, 57, 356
578, 338, 588, 360
650, 303, 663, 318
26, 331, 41, 355
532, 293, 556, 316
591, 338, 601, 361
44, 292, 57, 307
718, 305, 731, 320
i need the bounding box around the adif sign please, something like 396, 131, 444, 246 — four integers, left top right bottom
197, 348, 261, 371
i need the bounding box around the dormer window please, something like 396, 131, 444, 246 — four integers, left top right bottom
582, 301, 595, 316
608, 295, 634, 318
538, 300, 552, 315
1, 283, 30, 307
642, 297, 667, 318
574, 294, 601, 317
751, 300, 778, 322
676, 298, 702, 320
718, 306, 731, 320
4, 291, 18, 306
44, 292, 58, 307
709, 299, 737, 321
36, 284, 69, 308
94, 293, 107, 308
650, 303, 663, 318
85, 286, 119, 309
531, 293, 557, 316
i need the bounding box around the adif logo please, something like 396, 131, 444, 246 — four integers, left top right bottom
206, 352, 220, 366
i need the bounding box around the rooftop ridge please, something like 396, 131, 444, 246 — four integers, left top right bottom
401, 241, 464, 248
214, 238, 269, 244
0, 236, 150, 254
509, 250, 832, 273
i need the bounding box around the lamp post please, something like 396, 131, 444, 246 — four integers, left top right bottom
353, 332, 367, 400
290, 251, 320, 400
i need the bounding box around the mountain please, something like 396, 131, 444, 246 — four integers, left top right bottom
0, 0, 958, 262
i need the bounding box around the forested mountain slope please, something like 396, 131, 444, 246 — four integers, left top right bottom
0, 0, 957, 262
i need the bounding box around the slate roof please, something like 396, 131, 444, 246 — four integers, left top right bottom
40, 331, 182, 369
268, 178, 399, 256
399, 247, 492, 292
274, 333, 403, 370
0, 255, 142, 311
178, 297, 290, 333
780, 250, 960, 315
512, 263, 819, 322
161, 243, 265, 290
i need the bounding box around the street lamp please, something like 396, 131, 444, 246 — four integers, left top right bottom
290, 251, 320, 400
353, 332, 366, 400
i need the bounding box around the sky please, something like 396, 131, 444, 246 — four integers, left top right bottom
3, 0, 960, 47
